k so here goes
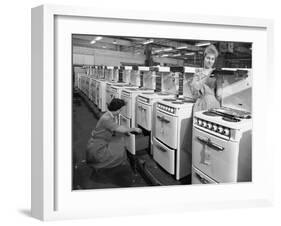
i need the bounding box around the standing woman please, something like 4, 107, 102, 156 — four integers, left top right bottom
86, 98, 142, 186
191, 44, 222, 113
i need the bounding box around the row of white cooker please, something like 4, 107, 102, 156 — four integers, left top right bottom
75, 65, 252, 185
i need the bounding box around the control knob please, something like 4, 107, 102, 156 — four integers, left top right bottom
223, 128, 230, 136
198, 120, 202, 126
202, 121, 207, 127
212, 124, 218, 131
207, 123, 212, 129
218, 126, 223, 133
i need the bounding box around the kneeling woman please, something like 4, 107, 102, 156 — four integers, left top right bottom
86, 98, 142, 186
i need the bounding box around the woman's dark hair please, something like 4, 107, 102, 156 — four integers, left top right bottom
107, 98, 126, 111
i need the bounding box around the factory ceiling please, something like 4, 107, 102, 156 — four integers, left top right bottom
72, 34, 252, 62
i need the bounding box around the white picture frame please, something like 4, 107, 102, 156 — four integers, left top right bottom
31, 4, 274, 221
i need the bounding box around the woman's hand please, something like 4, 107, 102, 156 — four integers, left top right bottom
191, 71, 207, 92
133, 128, 142, 134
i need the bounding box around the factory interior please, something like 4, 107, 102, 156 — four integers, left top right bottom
72, 34, 252, 189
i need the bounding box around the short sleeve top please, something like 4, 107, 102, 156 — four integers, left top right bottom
93, 111, 119, 142
97, 111, 118, 131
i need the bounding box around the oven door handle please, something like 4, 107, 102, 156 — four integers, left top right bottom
138, 105, 145, 111
208, 140, 224, 152
156, 145, 167, 152
157, 115, 164, 121
157, 115, 170, 123
195, 173, 210, 184
196, 136, 208, 144
196, 136, 224, 152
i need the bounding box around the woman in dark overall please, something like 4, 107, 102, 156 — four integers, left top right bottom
86, 98, 142, 187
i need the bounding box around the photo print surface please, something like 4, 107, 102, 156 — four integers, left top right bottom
72, 34, 252, 190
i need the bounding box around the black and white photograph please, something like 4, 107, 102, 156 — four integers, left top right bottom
72, 34, 252, 189
27, 0, 281, 223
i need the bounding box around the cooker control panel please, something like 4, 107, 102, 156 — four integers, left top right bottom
121, 90, 132, 97
111, 87, 118, 92
194, 117, 231, 138
157, 103, 176, 114
138, 96, 150, 103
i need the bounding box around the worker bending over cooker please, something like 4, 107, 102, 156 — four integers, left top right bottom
86, 98, 142, 186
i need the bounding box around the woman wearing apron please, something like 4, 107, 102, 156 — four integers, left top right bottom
189, 45, 223, 169
191, 44, 222, 113
86, 98, 142, 187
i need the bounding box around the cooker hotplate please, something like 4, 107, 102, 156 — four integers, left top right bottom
162, 97, 195, 104
163, 98, 177, 101
139, 87, 154, 91
203, 107, 251, 123
157, 92, 171, 96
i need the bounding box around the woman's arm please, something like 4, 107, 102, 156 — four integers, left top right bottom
190, 71, 208, 98
114, 125, 141, 134
190, 72, 205, 91
99, 116, 141, 134
215, 75, 223, 105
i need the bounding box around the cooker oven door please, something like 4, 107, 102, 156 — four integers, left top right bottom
153, 137, 175, 175
192, 126, 239, 183
85, 79, 90, 98
120, 94, 132, 118
90, 81, 95, 101
100, 87, 106, 112
192, 166, 217, 184
155, 110, 178, 149
136, 102, 151, 131
113, 91, 119, 99
106, 87, 111, 106
96, 84, 100, 107
119, 114, 135, 154
92, 81, 96, 103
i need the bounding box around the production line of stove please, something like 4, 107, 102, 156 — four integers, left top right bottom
75, 65, 252, 184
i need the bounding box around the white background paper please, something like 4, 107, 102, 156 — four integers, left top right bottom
0, 0, 280, 225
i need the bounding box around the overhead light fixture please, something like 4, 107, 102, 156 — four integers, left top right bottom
176, 46, 188, 50
102, 46, 106, 48
161, 54, 169, 57
185, 52, 195, 55
154, 49, 162, 53
113, 40, 117, 44
143, 39, 154, 45
173, 53, 181, 57
90, 40, 96, 44
95, 36, 103, 41
195, 42, 211, 47
163, 48, 173, 52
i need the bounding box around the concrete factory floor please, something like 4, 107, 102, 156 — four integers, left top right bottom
72, 89, 190, 190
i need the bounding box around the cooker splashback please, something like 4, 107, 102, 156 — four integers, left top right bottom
221, 70, 252, 113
